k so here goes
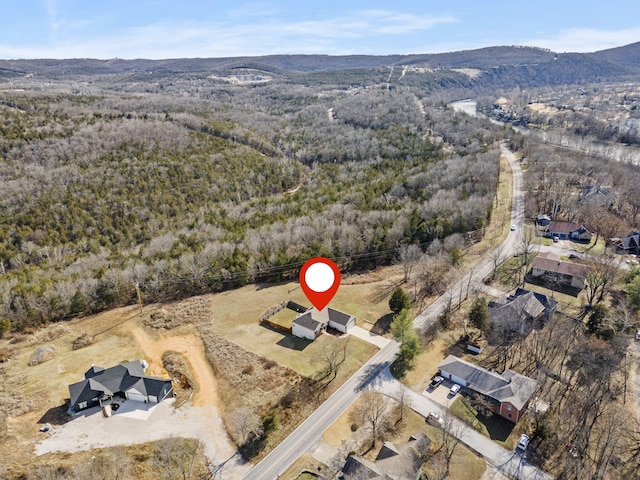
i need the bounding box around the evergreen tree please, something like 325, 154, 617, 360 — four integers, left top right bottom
389, 287, 411, 314
468, 297, 489, 331
390, 308, 421, 371
70, 290, 87, 315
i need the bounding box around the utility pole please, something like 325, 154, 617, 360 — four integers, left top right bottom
134, 282, 143, 315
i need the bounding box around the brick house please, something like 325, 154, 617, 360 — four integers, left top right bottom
437, 355, 538, 423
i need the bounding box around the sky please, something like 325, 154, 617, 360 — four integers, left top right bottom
1, 0, 640, 60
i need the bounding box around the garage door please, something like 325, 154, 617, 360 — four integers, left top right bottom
126, 390, 147, 403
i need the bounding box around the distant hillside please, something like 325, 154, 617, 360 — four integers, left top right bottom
592, 41, 640, 69
0, 43, 638, 86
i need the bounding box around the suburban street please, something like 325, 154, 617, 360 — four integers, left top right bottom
243, 143, 552, 480
370, 368, 555, 480
244, 340, 400, 480
414, 144, 524, 333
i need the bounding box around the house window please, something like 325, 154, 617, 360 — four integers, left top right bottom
506, 404, 512, 411
78, 401, 87, 409
508, 413, 512, 418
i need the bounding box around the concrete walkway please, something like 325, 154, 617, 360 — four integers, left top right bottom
348, 326, 391, 348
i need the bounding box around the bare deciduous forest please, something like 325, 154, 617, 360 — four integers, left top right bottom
0, 69, 504, 331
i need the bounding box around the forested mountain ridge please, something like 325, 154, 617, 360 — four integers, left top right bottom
1, 43, 639, 85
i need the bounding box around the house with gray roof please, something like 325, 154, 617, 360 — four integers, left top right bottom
68, 361, 173, 414
292, 307, 355, 340
488, 288, 558, 340
341, 433, 431, 480
613, 231, 640, 255
437, 355, 538, 423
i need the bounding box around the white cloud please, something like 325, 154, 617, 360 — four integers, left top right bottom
524, 27, 640, 53
0, 9, 458, 59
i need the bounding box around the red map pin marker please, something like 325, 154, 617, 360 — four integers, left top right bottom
299, 257, 341, 311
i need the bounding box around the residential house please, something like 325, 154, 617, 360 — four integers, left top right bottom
291, 307, 356, 340
341, 434, 431, 480
545, 221, 592, 241
531, 252, 588, 290
581, 185, 616, 207
488, 288, 558, 339
437, 355, 538, 423
613, 231, 640, 255
68, 361, 173, 413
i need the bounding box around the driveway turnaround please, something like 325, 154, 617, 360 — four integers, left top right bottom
36, 400, 251, 479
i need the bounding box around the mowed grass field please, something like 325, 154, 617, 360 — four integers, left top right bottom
208, 272, 400, 378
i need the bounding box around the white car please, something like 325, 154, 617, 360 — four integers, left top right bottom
510, 225, 516, 231
426, 412, 443, 426
449, 384, 461, 396
517, 434, 530, 452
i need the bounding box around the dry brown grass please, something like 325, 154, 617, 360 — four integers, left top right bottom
279, 454, 329, 480
323, 399, 486, 480
1, 438, 209, 480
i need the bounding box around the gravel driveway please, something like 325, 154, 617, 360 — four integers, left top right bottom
35, 399, 251, 479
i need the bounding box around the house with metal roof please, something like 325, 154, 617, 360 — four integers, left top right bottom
437, 355, 538, 423
68, 361, 173, 414
545, 221, 592, 241
613, 231, 640, 255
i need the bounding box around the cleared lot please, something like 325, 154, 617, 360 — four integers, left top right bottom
35, 399, 251, 478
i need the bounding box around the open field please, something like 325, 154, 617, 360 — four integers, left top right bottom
0, 301, 244, 479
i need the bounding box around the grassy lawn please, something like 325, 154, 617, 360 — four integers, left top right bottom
450, 396, 516, 449
210, 276, 395, 333
268, 307, 299, 329
402, 337, 448, 389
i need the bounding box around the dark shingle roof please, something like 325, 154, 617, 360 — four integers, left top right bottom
327, 308, 354, 326
292, 311, 324, 331
292, 307, 354, 330
69, 361, 171, 409
438, 355, 538, 410
547, 221, 584, 235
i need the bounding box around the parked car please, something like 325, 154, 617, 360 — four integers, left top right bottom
428, 375, 444, 389
517, 434, 530, 452
426, 412, 443, 426
635, 329, 640, 341
510, 225, 516, 231
552, 236, 559, 243
449, 384, 461, 396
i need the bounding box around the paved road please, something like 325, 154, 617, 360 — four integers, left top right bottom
244, 340, 399, 480
414, 144, 524, 333
244, 144, 552, 480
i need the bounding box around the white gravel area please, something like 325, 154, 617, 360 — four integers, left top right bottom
35, 399, 251, 479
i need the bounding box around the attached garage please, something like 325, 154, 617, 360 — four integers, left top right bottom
439, 370, 467, 387
125, 388, 147, 403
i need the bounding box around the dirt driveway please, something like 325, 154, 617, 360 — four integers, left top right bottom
130, 325, 219, 408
